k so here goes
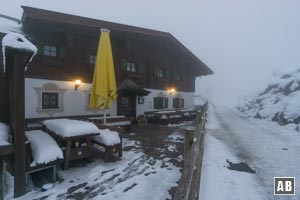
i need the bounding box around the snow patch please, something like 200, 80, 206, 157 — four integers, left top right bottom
43, 119, 100, 137
25, 130, 64, 166
200, 135, 262, 200
2, 32, 37, 72
92, 129, 121, 145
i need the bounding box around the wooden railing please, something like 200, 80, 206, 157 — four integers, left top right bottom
174, 103, 207, 200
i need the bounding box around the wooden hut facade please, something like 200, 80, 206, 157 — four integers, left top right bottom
0, 6, 213, 197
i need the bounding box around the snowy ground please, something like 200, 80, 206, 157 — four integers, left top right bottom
200, 103, 300, 199
5, 134, 182, 200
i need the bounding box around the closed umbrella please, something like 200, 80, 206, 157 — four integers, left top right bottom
89, 28, 117, 124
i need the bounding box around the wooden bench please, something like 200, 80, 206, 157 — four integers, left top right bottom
92, 124, 124, 162
144, 111, 156, 122
25, 130, 64, 184
89, 116, 131, 131
137, 115, 147, 126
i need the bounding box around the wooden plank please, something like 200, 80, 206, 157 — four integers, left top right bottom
0, 145, 14, 157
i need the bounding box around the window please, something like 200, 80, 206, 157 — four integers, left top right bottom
173, 97, 184, 109
122, 97, 129, 105
154, 97, 168, 109
44, 45, 57, 57
34, 83, 66, 115
154, 68, 165, 78
120, 59, 143, 73
89, 55, 96, 64
173, 71, 183, 81
42, 92, 59, 109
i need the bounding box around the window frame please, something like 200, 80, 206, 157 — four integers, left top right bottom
120, 58, 143, 73
154, 96, 168, 109
89, 54, 96, 65
41, 92, 59, 109
34, 83, 66, 115
43, 45, 57, 57
173, 97, 184, 109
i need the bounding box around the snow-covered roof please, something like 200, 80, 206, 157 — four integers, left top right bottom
0, 17, 22, 34
2, 32, 37, 72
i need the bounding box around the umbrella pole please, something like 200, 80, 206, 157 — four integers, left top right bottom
104, 109, 107, 124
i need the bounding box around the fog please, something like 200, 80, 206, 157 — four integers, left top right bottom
1, 0, 300, 106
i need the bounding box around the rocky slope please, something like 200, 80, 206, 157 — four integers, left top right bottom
236, 68, 300, 131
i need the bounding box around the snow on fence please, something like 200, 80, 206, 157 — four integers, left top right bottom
174, 103, 207, 200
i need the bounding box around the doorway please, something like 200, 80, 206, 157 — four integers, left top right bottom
117, 95, 136, 121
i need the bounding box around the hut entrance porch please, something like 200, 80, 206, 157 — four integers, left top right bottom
117, 94, 136, 121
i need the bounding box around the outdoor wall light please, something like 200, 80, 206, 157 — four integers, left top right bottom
74, 80, 81, 90
168, 88, 176, 95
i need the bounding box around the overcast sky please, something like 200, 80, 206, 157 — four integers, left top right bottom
1, 0, 300, 106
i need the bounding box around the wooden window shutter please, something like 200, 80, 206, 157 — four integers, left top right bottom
35, 40, 44, 55
164, 98, 168, 109
154, 97, 159, 109
58, 45, 66, 58
84, 52, 90, 63
165, 69, 170, 79
138, 63, 144, 73
120, 59, 127, 70
180, 98, 184, 108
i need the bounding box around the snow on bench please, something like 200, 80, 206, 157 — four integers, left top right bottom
92, 129, 121, 146
43, 119, 100, 138
0, 123, 10, 146
25, 130, 63, 167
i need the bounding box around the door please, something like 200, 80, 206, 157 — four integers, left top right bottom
117, 94, 136, 120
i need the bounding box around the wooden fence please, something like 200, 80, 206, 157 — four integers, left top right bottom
174, 103, 207, 200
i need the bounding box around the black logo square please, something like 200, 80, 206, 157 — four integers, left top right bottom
274, 177, 295, 195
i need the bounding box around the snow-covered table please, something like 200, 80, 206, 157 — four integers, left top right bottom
42, 119, 100, 170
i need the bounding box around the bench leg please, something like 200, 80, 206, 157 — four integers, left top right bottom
53, 165, 56, 182
104, 147, 113, 162
86, 137, 93, 162
64, 139, 72, 170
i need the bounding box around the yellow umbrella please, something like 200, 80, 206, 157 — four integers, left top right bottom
89, 28, 117, 123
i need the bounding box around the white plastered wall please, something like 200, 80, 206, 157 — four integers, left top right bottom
25, 78, 117, 118
135, 88, 195, 116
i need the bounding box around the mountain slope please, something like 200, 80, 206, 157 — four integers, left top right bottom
236, 68, 300, 131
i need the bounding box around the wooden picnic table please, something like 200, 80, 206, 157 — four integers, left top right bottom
44, 128, 99, 170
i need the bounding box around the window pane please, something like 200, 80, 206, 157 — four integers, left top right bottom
44, 49, 50, 56
44, 45, 50, 51
42, 92, 59, 109
51, 51, 56, 57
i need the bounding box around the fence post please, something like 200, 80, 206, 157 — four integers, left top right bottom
184, 128, 194, 166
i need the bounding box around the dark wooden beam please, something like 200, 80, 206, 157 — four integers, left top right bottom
13, 52, 31, 197
4, 49, 33, 197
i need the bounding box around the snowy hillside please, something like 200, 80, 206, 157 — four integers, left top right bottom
236, 68, 300, 131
